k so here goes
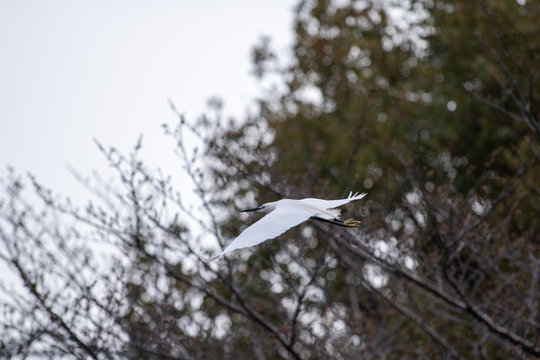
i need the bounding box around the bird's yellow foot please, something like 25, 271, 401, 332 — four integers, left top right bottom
343, 218, 362, 227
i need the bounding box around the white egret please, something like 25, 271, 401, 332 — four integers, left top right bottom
208, 191, 366, 260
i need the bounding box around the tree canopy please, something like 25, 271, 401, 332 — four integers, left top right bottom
1, 0, 539, 359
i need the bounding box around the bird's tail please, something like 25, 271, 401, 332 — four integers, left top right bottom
348, 191, 367, 200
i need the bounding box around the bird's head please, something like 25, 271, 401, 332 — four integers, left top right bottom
241, 201, 276, 214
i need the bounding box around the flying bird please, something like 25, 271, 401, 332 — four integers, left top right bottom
208, 191, 366, 260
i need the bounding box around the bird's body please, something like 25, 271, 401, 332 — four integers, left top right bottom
209, 192, 366, 260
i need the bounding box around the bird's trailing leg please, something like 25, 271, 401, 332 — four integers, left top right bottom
312, 216, 361, 227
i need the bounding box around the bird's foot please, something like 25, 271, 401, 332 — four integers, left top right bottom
343, 218, 362, 227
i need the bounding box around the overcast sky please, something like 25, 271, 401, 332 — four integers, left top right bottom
0, 1, 294, 202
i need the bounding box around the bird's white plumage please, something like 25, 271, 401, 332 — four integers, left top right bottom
217, 204, 314, 256
211, 191, 366, 259
298, 191, 366, 212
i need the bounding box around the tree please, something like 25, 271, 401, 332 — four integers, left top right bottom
1, 0, 539, 359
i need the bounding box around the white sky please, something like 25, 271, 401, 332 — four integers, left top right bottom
0, 1, 294, 201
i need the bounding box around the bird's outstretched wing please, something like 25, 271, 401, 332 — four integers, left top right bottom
216, 206, 315, 258
300, 191, 366, 210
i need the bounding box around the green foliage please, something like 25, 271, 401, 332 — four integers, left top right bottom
212, 0, 540, 358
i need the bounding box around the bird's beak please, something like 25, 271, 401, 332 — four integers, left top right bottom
241, 206, 263, 212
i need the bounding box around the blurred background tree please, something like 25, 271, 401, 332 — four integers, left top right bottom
1, 0, 539, 359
